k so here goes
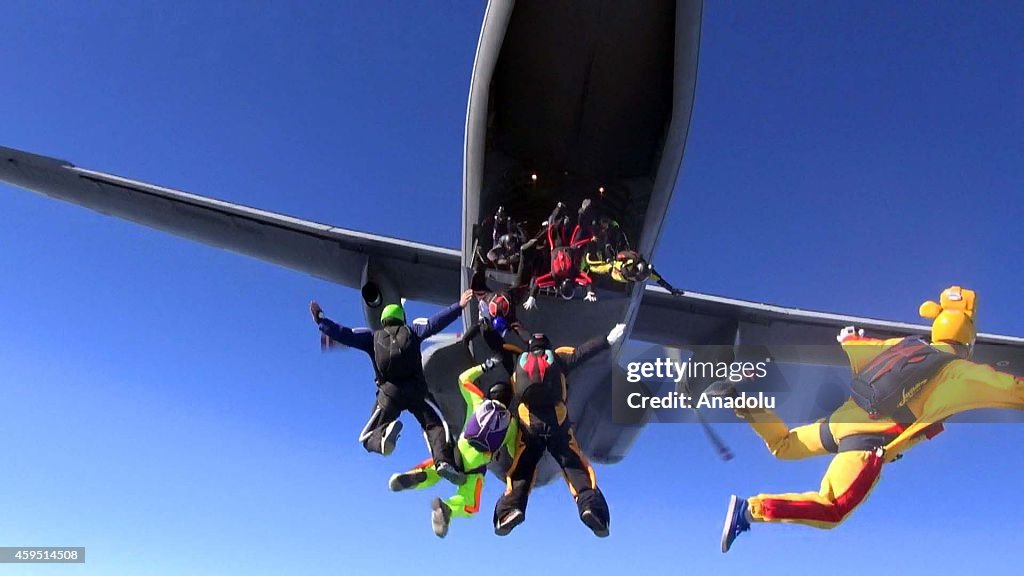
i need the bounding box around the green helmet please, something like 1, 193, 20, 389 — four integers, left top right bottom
380, 303, 406, 326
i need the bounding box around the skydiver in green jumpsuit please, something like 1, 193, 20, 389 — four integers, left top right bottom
388, 357, 518, 538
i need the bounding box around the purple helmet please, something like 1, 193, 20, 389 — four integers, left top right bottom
462, 399, 511, 454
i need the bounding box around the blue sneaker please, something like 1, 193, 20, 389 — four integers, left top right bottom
721, 495, 751, 553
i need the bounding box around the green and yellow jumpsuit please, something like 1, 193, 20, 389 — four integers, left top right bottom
394, 365, 518, 520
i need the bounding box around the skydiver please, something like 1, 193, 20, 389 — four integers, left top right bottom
389, 357, 518, 538
492, 205, 510, 245
461, 290, 530, 373
485, 206, 525, 270
521, 200, 597, 309
720, 286, 1024, 552
479, 205, 529, 270
487, 232, 523, 270
465, 251, 532, 371
585, 249, 682, 294
493, 323, 627, 538
590, 216, 630, 261
309, 290, 474, 486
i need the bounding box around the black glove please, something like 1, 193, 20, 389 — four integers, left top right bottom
310, 301, 324, 323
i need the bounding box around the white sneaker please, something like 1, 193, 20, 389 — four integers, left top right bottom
431, 498, 452, 538
381, 421, 403, 455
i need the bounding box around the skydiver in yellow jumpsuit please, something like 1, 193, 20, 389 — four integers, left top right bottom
721, 286, 1024, 552
584, 249, 682, 295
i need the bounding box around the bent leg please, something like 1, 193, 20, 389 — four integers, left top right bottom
740, 408, 830, 460
403, 458, 442, 489
493, 431, 545, 524
446, 473, 485, 519
549, 425, 609, 528
748, 450, 883, 529
361, 392, 403, 455
406, 395, 455, 467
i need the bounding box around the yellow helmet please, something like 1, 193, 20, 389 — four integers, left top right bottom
919, 286, 977, 347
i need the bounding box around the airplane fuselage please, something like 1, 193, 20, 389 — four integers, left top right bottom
454, 0, 702, 464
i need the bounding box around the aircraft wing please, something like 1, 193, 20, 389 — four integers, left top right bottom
634, 286, 1024, 377
0, 146, 460, 304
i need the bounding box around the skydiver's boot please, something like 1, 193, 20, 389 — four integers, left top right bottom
721, 495, 752, 553
577, 488, 610, 538
581, 510, 609, 538
578, 197, 592, 218
431, 497, 452, 538
435, 461, 466, 486
494, 509, 525, 536
546, 202, 566, 225
381, 421, 403, 456
576, 198, 594, 241
389, 469, 428, 492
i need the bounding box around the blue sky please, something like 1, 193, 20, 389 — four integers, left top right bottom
1, 2, 1022, 575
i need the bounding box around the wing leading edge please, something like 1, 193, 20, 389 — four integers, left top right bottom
0, 145, 460, 305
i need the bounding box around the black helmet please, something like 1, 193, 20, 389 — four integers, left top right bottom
529, 333, 551, 353
498, 233, 520, 250
488, 382, 513, 407
558, 278, 576, 300
617, 250, 646, 282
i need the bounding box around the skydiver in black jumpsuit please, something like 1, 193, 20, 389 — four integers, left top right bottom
493, 323, 626, 537
310, 291, 473, 485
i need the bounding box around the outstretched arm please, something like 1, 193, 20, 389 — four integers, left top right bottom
837, 327, 901, 374
457, 364, 487, 410
310, 301, 373, 353
458, 358, 502, 420
559, 324, 625, 373
414, 290, 473, 339
650, 268, 683, 294
558, 338, 610, 373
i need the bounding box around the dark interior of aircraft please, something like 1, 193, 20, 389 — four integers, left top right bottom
474, 0, 677, 287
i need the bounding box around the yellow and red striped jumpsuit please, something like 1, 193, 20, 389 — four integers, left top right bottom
744, 336, 1024, 529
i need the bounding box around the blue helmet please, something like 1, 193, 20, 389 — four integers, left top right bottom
492, 315, 509, 333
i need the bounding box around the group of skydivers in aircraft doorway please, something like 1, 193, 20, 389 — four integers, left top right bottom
309, 198, 1024, 552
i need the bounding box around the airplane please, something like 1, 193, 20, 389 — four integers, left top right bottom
3, 0, 1023, 485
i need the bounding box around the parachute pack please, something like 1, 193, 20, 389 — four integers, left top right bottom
850, 336, 958, 423
373, 325, 423, 385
